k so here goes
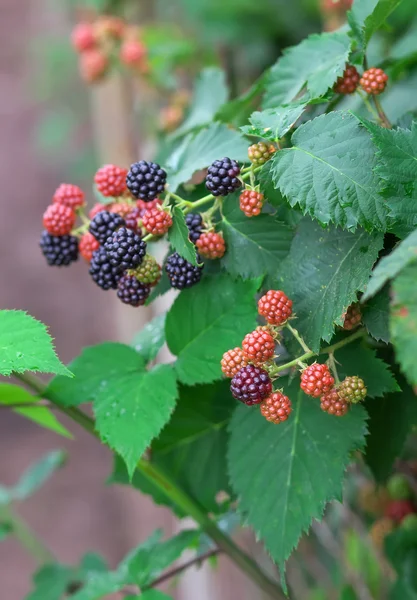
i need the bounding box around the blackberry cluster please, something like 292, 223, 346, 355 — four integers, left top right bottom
166, 252, 203, 289
89, 210, 125, 244
40, 231, 79, 266
103, 226, 146, 271
126, 160, 167, 201
117, 274, 151, 306
185, 212, 204, 243
89, 247, 121, 290
205, 158, 241, 196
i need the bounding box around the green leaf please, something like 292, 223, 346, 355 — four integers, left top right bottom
131, 314, 166, 363
365, 381, 417, 481
172, 67, 228, 138
11, 450, 66, 501
165, 275, 259, 384
363, 288, 390, 343
228, 377, 367, 574
263, 31, 351, 107
269, 112, 388, 231
166, 123, 248, 192
391, 263, 417, 386
25, 564, 73, 600
140, 592, 173, 600
348, 0, 403, 58
0, 522, 11, 541
0, 383, 71, 438
70, 571, 125, 600
168, 207, 198, 265
241, 103, 306, 141
221, 197, 293, 281
216, 73, 266, 127
336, 342, 399, 398
47, 343, 177, 478
279, 218, 383, 352
363, 230, 417, 301
0, 310, 71, 377
151, 381, 235, 512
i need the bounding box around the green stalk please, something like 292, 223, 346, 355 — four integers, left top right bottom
0, 504, 54, 565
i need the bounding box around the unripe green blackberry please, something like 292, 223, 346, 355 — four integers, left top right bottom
387, 474, 412, 500
248, 142, 276, 166
133, 254, 161, 286
338, 376, 367, 403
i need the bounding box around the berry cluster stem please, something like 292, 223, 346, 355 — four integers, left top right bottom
372, 96, 392, 129
13, 372, 284, 600
286, 323, 311, 354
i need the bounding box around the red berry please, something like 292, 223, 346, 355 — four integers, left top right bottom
79, 232, 100, 262
385, 499, 416, 524
239, 190, 264, 217
95, 164, 128, 197
334, 65, 360, 94
343, 303, 362, 330
142, 208, 173, 235
242, 328, 275, 365
136, 198, 162, 216
71, 23, 96, 52
120, 40, 147, 66
196, 232, 226, 259
320, 389, 349, 416
79, 49, 108, 83
89, 203, 107, 219
230, 365, 272, 405
109, 202, 132, 218
53, 183, 85, 209
221, 348, 248, 378
300, 363, 335, 398
43, 204, 76, 236
260, 392, 292, 424
258, 290, 293, 326
360, 68, 388, 95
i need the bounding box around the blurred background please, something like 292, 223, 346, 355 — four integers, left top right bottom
1, 0, 417, 598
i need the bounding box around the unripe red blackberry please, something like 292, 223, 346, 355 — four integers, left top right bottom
360, 68, 388, 95
89, 203, 107, 219
43, 204, 76, 236
53, 183, 85, 209
338, 376, 367, 404
230, 365, 272, 405
142, 208, 173, 236
320, 389, 349, 416
239, 190, 264, 217
385, 499, 416, 524
248, 142, 276, 166
71, 23, 96, 52
196, 232, 226, 259
370, 518, 395, 550
260, 392, 292, 424
242, 328, 275, 365
133, 254, 161, 286
79, 49, 108, 83
79, 232, 100, 262
120, 40, 147, 67
109, 202, 132, 218
95, 164, 128, 197
258, 290, 293, 326
343, 303, 362, 330
136, 198, 162, 217
334, 65, 360, 94
221, 348, 248, 378
300, 363, 334, 398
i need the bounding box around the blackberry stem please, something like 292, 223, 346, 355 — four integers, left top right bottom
372, 96, 392, 129
286, 323, 311, 354
327, 353, 340, 385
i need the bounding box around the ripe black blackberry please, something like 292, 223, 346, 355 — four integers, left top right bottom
126, 160, 167, 201
185, 212, 204, 243
103, 226, 146, 271
166, 252, 203, 289
89, 247, 121, 290
230, 365, 272, 405
117, 274, 151, 306
40, 231, 79, 266
89, 210, 125, 244
205, 157, 241, 196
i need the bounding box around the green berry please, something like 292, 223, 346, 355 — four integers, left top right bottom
338, 376, 367, 404
387, 473, 412, 500
400, 513, 417, 532
132, 254, 161, 286
248, 142, 276, 166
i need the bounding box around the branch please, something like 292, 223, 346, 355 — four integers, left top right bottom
0, 504, 54, 565
372, 96, 392, 129
143, 548, 220, 590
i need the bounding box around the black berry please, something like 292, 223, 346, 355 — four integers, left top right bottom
205, 157, 241, 197
89, 210, 125, 244
166, 252, 203, 289
89, 247, 121, 290
103, 226, 146, 271
40, 231, 79, 266
185, 212, 204, 243
117, 274, 151, 306
126, 160, 167, 201
230, 365, 272, 405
